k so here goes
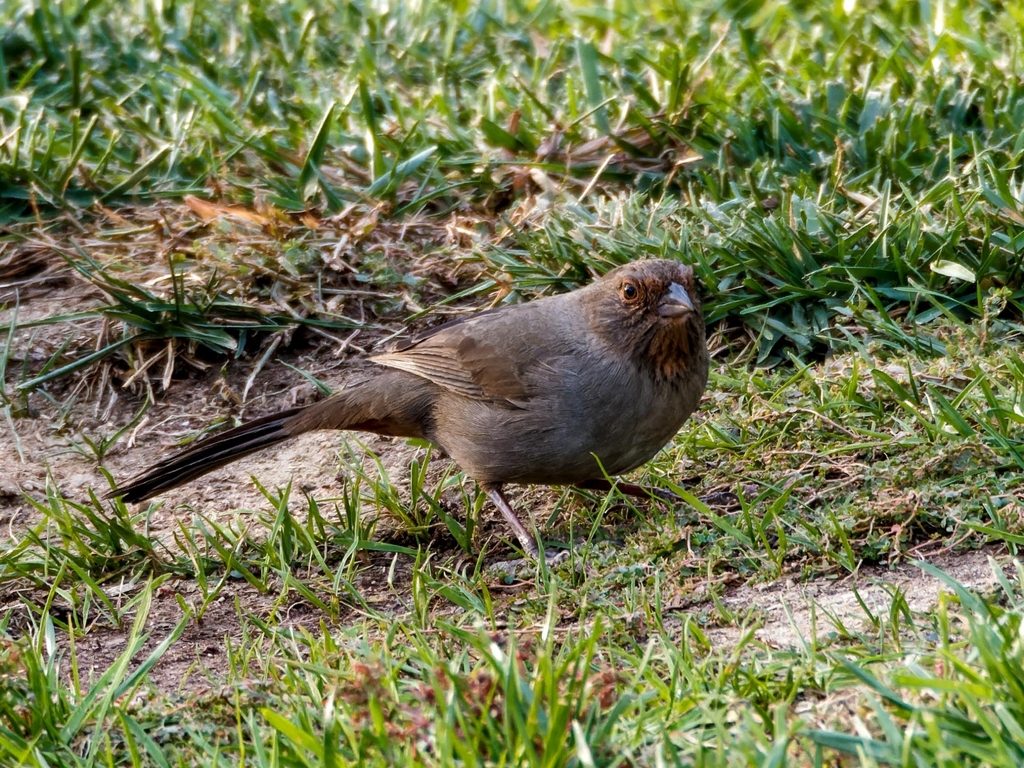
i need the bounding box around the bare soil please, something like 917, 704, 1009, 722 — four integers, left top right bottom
708, 547, 1003, 648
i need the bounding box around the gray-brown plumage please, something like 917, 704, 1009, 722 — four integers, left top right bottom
108, 259, 709, 556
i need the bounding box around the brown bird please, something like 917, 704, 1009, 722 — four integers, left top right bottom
108, 259, 709, 557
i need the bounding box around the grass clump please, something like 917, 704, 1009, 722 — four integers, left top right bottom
6, 562, 1024, 766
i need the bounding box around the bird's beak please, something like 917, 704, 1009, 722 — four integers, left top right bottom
658, 282, 696, 317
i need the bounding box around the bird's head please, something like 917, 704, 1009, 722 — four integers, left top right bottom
585, 259, 707, 382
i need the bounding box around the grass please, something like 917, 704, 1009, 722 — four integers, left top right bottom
3, 0, 1024, 764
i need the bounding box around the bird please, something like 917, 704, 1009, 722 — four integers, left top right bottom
107, 259, 709, 557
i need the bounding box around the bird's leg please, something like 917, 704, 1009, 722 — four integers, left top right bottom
482, 483, 572, 569
575, 478, 680, 504
482, 483, 540, 557
577, 479, 743, 510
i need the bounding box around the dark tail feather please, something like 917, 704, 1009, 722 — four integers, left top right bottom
107, 407, 305, 503
107, 371, 436, 504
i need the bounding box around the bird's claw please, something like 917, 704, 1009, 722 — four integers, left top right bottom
487, 546, 571, 577
541, 548, 570, 566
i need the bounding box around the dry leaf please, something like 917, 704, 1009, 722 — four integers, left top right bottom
185, 195, 268, 226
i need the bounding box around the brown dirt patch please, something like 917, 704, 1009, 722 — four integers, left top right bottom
708, 546, 1006, 649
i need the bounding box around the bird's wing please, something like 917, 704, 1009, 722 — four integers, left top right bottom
371, 305, 544, 402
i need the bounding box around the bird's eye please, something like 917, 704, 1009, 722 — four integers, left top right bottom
621, 282, 638, 301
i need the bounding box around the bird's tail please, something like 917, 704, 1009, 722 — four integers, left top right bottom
106, 407, 305, 503
107, 371, 435, 503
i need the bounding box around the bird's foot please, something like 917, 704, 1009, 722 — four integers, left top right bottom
575, 479, 680, 504
487, 547, 571, 580
697, 489, 740, 509
577, 479, 750, 511
541, 548, 571, 566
